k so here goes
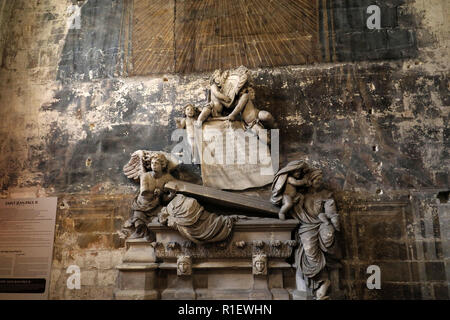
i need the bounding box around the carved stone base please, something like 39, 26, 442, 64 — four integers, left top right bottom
249, 275, 273, 300
115, 218, 300, 300
114, 239, 159, 300
292, 290, 313, 300
161, 275, 196, 300
114, 263, 159, 300
115, 289, 159, 300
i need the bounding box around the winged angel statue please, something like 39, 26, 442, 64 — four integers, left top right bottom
122, 150, 181, 239
122, 150, 237, 243
196, 66, 276, 143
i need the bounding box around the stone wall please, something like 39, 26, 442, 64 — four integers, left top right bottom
0, 0, 448, 299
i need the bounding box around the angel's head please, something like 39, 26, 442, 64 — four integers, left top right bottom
292, 168, 302, 179
210, 69, 223, 86
143, 153, 168, 174
247, 86, 255, 100
184, 104, 196, 118
305, 169, 323, 189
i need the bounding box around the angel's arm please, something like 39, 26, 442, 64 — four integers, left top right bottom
227, 93, 248, 116
211, 84, 231, 102
324, 199, 340, 231
287, 176, 309, 187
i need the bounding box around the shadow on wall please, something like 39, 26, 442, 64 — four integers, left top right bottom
57, 0, 125, 82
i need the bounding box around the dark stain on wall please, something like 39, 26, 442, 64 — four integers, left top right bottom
57, 0, 125, 82
56, 0, 418, 79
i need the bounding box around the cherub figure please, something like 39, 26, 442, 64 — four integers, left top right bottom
222, 86, 276, 143
175, 104, 199, 163
196, 69, 232, 127
122, 151, 180, 239
271, 160, 310, 220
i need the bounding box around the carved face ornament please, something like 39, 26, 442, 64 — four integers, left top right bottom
252, 254, 267, 275
177, 256, 192, 276
255, 261, 265, 272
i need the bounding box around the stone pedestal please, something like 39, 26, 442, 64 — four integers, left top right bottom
114, 218, 299, 300
152, 218, 299, 300
114, 239, 159, 300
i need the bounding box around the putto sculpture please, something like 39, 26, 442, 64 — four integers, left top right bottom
271, 160, 311, 220
196, 66, 276, 142
175, 104, 200, 163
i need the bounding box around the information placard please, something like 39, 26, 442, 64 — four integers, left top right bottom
0, 198, 57, 299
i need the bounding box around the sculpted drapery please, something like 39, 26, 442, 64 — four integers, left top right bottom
291, 169, 341, 300
158, 194, 235, 244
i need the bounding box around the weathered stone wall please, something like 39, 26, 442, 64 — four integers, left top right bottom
0, 0, 448, 299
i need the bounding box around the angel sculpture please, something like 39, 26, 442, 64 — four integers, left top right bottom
223, 86, 276, 144
122, 150, 181, 239
175, 104, 200, 163
196, 66, 276, 143
271, 160, 311, 220
277, 164, 341, 300
196, 66, 249, 127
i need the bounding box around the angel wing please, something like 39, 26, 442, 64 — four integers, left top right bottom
222, 66, 250, 107
123, 150, 146, 181
123, 150, 182, 181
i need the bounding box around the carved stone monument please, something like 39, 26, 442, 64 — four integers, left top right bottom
115, 66, 343, 300
195, 66, 277, 190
